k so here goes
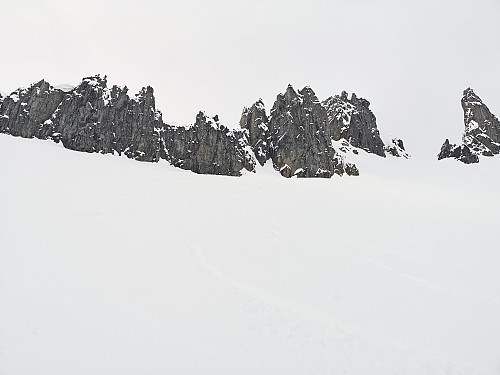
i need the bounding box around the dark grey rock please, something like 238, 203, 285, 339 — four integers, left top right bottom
1, 75, 255, 176
0, 80, 65, 139
162, 112, 255, 176
438, 88, 500, 163
344, 162, 359, 176
240, 85, 404, 178
239, 99, 270, 166
385, 138, 410, 158
266, 85, 348, 178
51, 75, 164, 162
2, 75, 404, 178
438, 139, 479, 164
323, 91, 386, 157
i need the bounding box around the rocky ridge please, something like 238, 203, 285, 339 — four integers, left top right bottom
240, 85, 408, 177
438, 88, 500, 164
162, 112, 255, 176
1, 75, 407, 177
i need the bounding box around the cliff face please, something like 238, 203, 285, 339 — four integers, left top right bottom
50, 76, 164, 162
239, 99, 269, 166
1, 75, 405, 177
323, 91, 386, 157
240, 85, 405, 177
438, 88, 500, 164
0, 76, 163, 161
163, 112, 255, 176
266, 86, 355, 178
0, 80, 65, 139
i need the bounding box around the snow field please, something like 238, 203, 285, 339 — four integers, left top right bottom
1, 134, 499, 374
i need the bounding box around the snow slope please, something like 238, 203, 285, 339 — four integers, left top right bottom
1, 134, 499, 374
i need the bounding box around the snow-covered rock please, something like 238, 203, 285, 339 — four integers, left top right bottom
0, 80, 65, 139
438, 88, 500, 163
385, 137, 410, 158
241, 85, 406, 177
162, 112, 256, 176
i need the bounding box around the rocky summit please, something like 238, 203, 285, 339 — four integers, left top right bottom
1, 75, 407, 177
240, 85, 408, 177
438, 88, 500, 164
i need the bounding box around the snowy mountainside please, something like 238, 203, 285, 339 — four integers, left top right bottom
1, 134, 499, 375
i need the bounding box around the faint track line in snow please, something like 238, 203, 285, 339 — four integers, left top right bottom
0, 299, 86, 356
167, 236, 480, 375
74, 206, 141, 217
166, 233, 350, 331
372, 239, 460, 271
335, 236, 500, 306
346, 251, 500, 305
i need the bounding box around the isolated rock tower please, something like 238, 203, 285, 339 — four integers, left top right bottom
438, 88, 500, 163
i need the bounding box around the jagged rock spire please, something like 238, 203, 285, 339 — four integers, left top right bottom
438, 88, 500, 163
240, 85, 405, 177
240, 98, 269, 166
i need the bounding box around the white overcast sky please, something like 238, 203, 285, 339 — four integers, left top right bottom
1, 0, 499, 159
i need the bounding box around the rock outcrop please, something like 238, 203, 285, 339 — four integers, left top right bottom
239, 99, 270, 166
385, 138, 409, 158
163, 112, 255, 176
438, 88, 500, 164
267, 86, 354, 177
241, 85, 404, 177
1, 75, 406, 178
0, 80, 65, 139
0, 77, 163, 161
323, 91, 386, 157
50, 75, 164, 162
